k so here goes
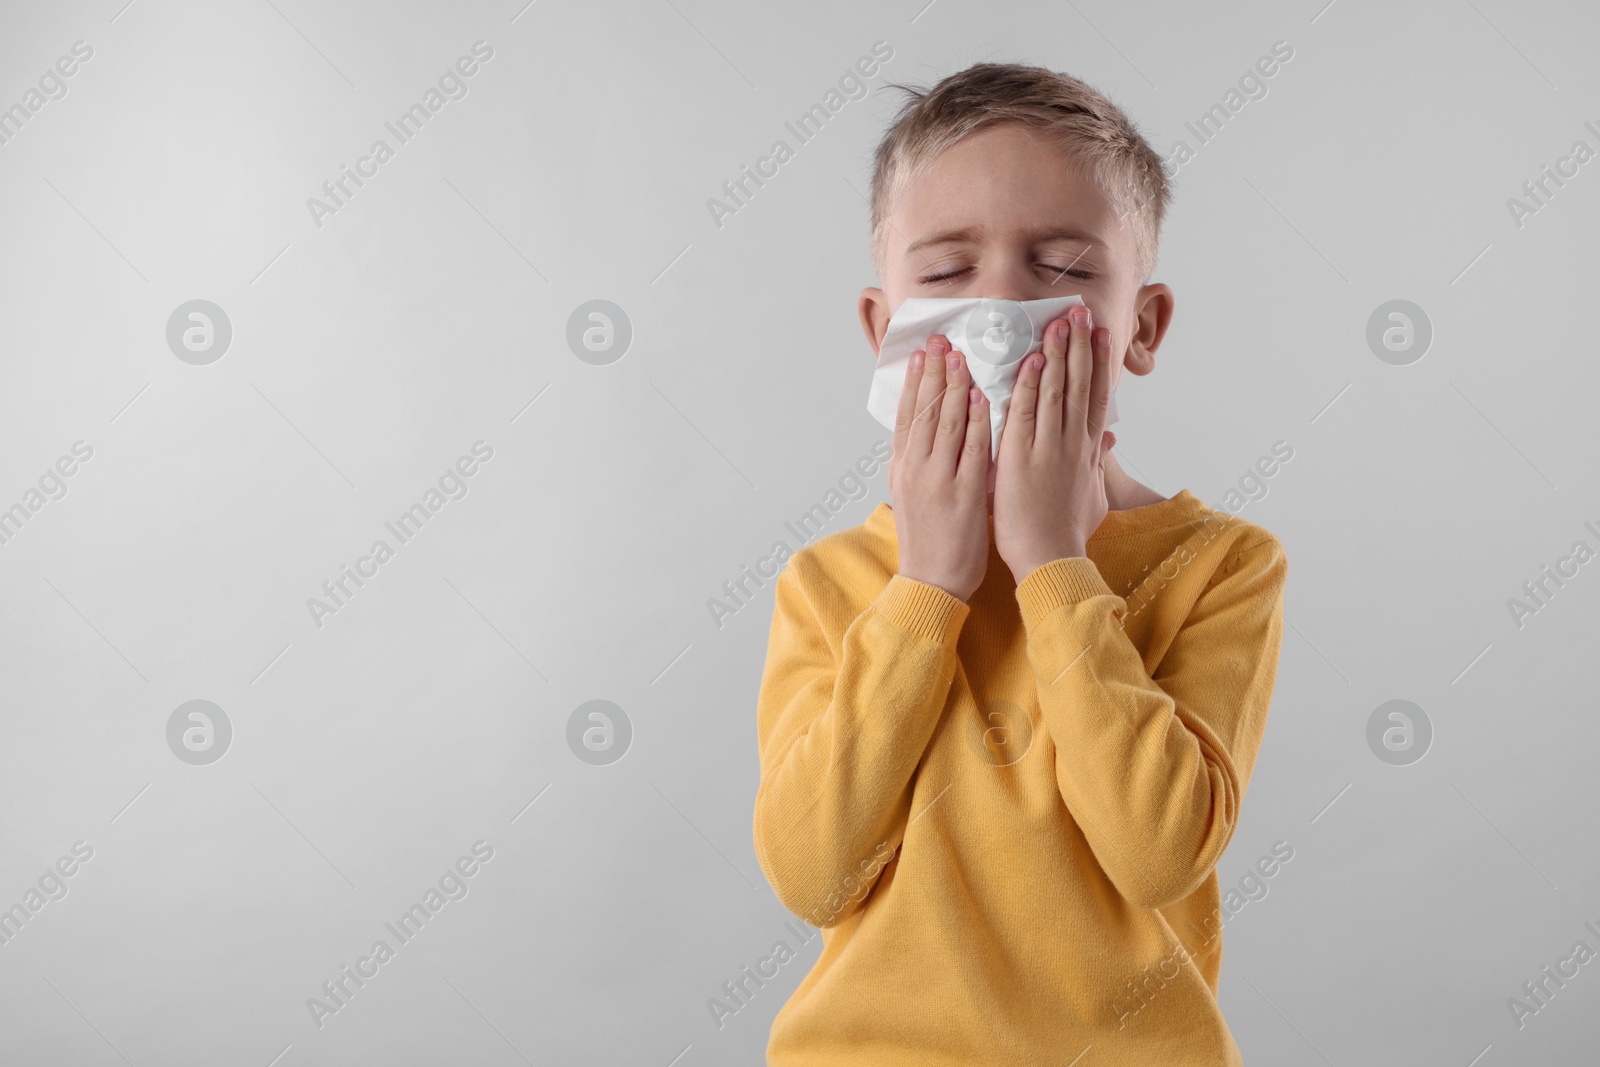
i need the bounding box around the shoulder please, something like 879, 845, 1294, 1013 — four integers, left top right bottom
1182, 501, 1284, 558
777, 510, 896, 609
1190, 507, 1287, 588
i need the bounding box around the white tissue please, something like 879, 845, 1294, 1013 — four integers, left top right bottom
866, 296, 1119, 461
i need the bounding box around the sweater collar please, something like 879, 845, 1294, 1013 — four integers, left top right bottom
864, 488, 1209, 542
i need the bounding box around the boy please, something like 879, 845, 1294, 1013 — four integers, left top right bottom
753, 63, 1289, 1064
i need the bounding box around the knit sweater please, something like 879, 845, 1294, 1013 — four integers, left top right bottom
752, 488, 1288, 1065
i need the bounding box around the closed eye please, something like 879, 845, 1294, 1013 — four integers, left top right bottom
1043, 265, 1095, 284
918, 264, 1095, 285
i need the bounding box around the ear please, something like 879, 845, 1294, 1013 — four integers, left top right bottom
1123, 282, 1174, 378
859, 286, 891, 359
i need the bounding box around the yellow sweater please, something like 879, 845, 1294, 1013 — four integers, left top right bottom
753, 489, 1288, 1065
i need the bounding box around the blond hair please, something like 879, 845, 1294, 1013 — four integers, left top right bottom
868, 62, 1170, 285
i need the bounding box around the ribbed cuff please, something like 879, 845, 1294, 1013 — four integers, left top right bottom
1015, 557, 1116, 628
873, 574, 971, 645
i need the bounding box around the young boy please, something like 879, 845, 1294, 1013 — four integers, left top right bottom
753, 63, 1289, 1064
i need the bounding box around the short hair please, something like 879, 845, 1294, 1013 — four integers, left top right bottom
868, 62, 1171, 285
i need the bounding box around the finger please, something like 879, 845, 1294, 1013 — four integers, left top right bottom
908, 334, 950, 457
1004, 348, 1045, 459
957, 384, 990, 492
892, 347, 926, 474
1064, 306, 1094, 446
1094, 429, 1115, 481
1036, 315, 1069, 444
931, 348, 973, 472
1085, 326, 1113, 452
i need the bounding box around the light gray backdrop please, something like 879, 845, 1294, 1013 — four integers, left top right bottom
2, 0, 1597, 1063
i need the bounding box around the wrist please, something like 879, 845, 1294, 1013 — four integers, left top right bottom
1010, 547, 1087, 584
897, 568, 974, 603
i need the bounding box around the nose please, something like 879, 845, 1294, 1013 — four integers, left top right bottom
968, 265, 1035, 304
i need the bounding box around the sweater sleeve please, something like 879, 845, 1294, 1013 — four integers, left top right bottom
753, 561, 969, 927
1013, 535, 1288, 910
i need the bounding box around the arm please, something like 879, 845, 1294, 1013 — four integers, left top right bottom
1014, 536, 1288, 910
753, 559, 968, 927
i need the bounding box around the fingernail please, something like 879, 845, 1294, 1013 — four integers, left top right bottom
947, 353, 960, 373
910, 351, 923, 370
1052, 319, 1068, 341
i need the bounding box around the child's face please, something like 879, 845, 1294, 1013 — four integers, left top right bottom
860, 121, 1172, 408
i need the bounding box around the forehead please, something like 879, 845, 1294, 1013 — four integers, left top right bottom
891, 123, 1129, 257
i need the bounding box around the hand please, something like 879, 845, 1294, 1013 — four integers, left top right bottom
888, 334, 992, 602
992, 304, 1115, 584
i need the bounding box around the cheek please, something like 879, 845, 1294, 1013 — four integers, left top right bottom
1092, 330, 1123, 387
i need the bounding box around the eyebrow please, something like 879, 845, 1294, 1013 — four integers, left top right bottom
903, 225, 1102, 259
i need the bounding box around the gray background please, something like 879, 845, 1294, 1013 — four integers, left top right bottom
1, 0, 1597, 1063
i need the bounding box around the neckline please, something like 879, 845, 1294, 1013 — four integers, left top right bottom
864, 488, 1209, 542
